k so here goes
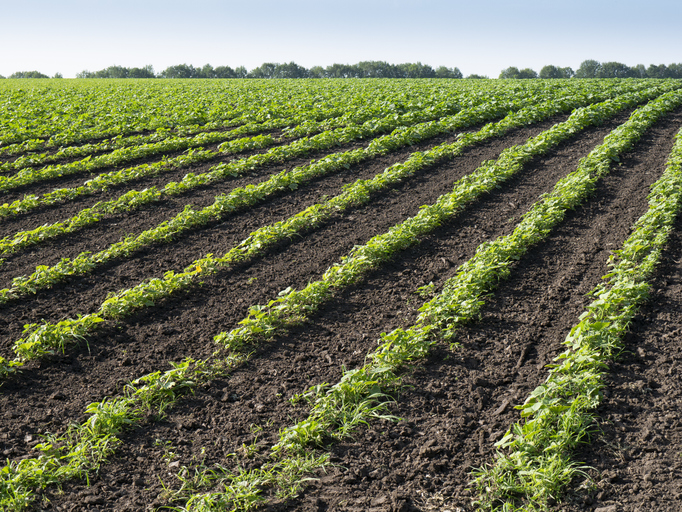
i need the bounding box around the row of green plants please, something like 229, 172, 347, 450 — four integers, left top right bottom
0, 101, 345, 172
212, 84, 680, 351
0, 90, 572, 372
0, 85, 483, 219
0, 318, 335, 512
167, 86, 682, 511
0, 126, 277, 192
0, 83, 668, 377
0, 84, 569, 264
1, 93, 423, 190
0, 79, 649, 178
1, 78, 439, 149
0, 80, 660, 286
1, 79, 668, 508
0, 141, 249, 221
1, 86, 678, 511
0, 81, 287, 151
0, 85, 465, 173
471, 127, 682, 510
0, 80, 650, 230
0, 356, 245, 511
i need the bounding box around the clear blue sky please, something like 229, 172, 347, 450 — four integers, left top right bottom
2, 0, 680, 78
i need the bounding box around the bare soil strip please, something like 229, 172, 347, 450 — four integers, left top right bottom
16, 109, 666, 510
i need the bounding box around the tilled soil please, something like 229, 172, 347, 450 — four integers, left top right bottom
1, 106, 681, 512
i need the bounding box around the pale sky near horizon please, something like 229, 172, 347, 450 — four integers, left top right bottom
2, 0, 680, 78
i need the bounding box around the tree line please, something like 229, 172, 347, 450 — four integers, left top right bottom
1, 62, 462, 80
3, 59, 681, 80
73, 61, 465, 79
500, 60, 682, 79
1, 71, 62, 79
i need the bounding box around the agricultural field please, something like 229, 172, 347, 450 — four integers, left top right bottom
0, 77, 681, 512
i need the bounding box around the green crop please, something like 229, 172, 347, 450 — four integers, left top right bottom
471, 125, 682, 511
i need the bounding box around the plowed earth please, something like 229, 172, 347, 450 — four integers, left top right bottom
1, 107, 682, 512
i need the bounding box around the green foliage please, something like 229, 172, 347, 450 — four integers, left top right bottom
214, 82, 674, 360
472, 93, 682, 511
161, 85, 682, 510
8, 71, 49, 79
499, 67, 538, 79
539, 65, 574, 79
435, 66, 463, 78
575, 59, 602, 78
499, 67, 521, 79
598, 61, 637, 78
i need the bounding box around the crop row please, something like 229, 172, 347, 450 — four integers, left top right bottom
0, 105, 330, 173
0, 79, 652, 164
0, 81, 661, 279
0, 90, 461, 192
2, 86, 680, 510
0, 91, 560, 371
472, 127, 682, 510
1, 84, 666, 372
0, 79, 543, 152
167, 86, 682, 510
0, 82, 579, 263
0, 83, 472, 175
0, 79, 436, 148
0, 85, 481, 220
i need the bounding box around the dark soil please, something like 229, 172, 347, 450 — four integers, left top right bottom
1, 106, 681, 512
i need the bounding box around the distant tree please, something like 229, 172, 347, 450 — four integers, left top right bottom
129, 65, 155, 78
467, 74, 488, 79
53, 72, 63, 79
517, 68, 538, 79
575, 59, 602, 78
106, 65, 130, 78
0, 74, 5, 79
308, 66, 325, 78
559, 67, 575, 78
598, 61, 636, 78
197, 64, 216, 78
234, 66, 248, 78
499, 66, 520, 79
325, 63, 357, 78
248, 62, 278, 78
213, 65, 236, 78
160, 64, 198, 78
539, 65, 561, 79
395, 62, 435, 78
356, 61, 396, 78
273, 62, 308, 78
631, 64, 647, 78
647, 64, 669, 79
435, 66, 463, 78
668, 63, 682, 79
539, 65, 573, 79
9, 71, 49, 78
